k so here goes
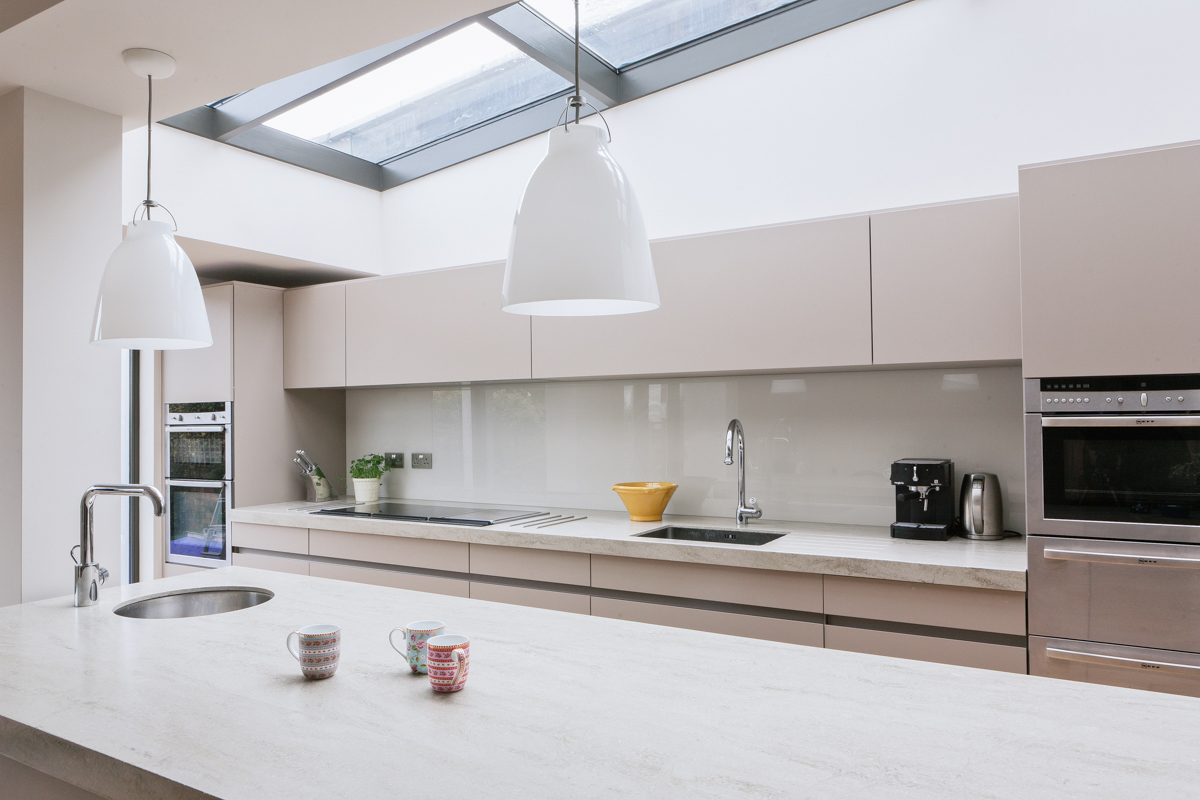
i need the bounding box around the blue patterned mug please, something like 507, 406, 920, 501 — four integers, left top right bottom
389, 620, 445, 674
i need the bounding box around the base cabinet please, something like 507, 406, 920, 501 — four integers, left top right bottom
825, 625, 1026, 674
469, 582, 590, 614
309, 561, 469, 598
592, 597, 824, 647
231, 551, 309, 575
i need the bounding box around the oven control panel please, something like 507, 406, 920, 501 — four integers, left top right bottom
166, 402, 232, 425
1036, 375, 1200, 413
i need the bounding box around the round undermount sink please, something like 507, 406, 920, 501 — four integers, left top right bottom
113, 586, 274, 619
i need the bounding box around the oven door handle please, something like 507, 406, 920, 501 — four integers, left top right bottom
1043, 548, 1200, 569
1046, 646, 1200, 677
1041, 415, 1200, 427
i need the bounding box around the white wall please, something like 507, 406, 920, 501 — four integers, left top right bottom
0, 89, 23, 606
347, 366, 1025, 530
122, 125, 383, 274
379, 0, 1200, 273
17, 88, 123, 602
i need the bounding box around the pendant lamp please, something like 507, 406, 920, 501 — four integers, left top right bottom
501, 0, 659, 316
91, 49, 211, 350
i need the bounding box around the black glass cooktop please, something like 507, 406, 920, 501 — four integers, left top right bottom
313, 503, 543, 527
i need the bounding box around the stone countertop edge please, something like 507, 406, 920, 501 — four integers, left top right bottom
230, 502, 1028, 592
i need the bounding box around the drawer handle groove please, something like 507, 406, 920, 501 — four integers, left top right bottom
1043, 549, 1200, 569
1046, 647, 1200, 676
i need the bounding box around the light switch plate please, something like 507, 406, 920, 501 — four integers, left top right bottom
411, 453, 432, 469
384, 452, 404, 468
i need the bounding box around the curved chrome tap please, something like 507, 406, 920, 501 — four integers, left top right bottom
725, 419, 762, 526
73, 484, 164, 607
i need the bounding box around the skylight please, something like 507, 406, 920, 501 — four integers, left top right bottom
523, 0, 797, 67
264, 23, 571, 164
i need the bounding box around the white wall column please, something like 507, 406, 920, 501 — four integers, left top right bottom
0, 87, 123, 605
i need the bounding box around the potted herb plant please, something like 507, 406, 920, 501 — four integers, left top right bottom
349, 454, 390, 503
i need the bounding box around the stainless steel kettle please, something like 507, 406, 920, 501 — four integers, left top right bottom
959, 473, 1003, 540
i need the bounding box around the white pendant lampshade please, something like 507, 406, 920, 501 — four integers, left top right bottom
502, 123, 658, 316
90, 219, 212, 349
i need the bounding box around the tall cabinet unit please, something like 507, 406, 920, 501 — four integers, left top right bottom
1020, 141, 1200, 377
162, 282, 346, 571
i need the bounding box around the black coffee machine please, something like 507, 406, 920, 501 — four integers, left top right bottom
890, 458, 955, 540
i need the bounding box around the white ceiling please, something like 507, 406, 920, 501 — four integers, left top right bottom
0, 0, 501, 131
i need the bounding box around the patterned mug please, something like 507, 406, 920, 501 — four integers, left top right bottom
426, 634, 470, 693
389, 620, 446, 674
286, 624, 341, 679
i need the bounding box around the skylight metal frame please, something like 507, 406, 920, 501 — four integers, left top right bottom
163, 0, 913, 191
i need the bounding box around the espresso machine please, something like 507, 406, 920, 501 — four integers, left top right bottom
890, 458, 955, 540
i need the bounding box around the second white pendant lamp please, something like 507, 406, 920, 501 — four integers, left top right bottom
91, 48, 211, 350
501, 1, 659, 316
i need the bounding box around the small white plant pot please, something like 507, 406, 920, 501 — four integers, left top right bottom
352, 477, 381, 503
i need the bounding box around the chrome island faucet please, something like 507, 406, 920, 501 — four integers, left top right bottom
73, 484, 164, 607
725, 419, 762, 526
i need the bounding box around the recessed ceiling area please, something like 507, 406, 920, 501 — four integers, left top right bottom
172, 235, 375, 289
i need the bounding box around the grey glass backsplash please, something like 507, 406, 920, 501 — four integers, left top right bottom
346, 366, 1025, 530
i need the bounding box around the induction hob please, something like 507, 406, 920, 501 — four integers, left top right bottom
312, 503, 544, 527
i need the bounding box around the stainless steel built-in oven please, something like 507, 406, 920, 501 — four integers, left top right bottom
165, 402, 232, 568
1027, 375, 1200, 696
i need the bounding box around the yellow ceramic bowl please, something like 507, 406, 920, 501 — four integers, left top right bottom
612, 482, 679, 522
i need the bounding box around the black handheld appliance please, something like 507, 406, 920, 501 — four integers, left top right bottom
890, 458, 955, 540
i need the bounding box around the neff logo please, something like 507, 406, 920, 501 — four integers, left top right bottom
1140, 664, 1161, 670
1139, 559, 1159, 564
1135, 419, 1155, 424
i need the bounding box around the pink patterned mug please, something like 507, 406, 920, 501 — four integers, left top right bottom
286, 624, 341, 679
426, 634, 470, 692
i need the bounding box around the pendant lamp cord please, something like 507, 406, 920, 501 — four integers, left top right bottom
557, 1, 612, 140
573, 0, 580, 125
145, 75, 152, 220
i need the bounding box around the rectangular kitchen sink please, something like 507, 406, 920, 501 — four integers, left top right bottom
636, 527, 786, 546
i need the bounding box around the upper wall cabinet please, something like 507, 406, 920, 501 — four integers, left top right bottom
871, 197, 1021, 365
530, 216, 872, 379
1020, 141, 1200, 377
284, 283, 346, 389
163, 284, 233, 403
345, 262, 532, 386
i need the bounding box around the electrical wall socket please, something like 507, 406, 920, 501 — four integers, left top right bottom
411, 453, 432, 469
384, 452, 404, 468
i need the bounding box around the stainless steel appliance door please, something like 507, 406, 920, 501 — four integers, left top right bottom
166, 480, 232, 568
1030, 636, 1200, 698
166, 425, 231, 481
1029, 535, 1200, 651
1026, 413, 1200, 543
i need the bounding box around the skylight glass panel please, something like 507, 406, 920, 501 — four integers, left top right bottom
524, 0, 795, 67
264, 24, 571, 163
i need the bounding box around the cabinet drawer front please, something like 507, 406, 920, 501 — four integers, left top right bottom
232, 551, 310, 576
824, 575, 1025, 635
309, 562, 469, 598
591, 555, 821, 613
592, 597, 822, 647
469, 582, 590, 615
470, 544, 589, 586
1028, 536, 1200, 651
232, 522, 308, 555
826, 626, 1026, 674
1030, 636, 1200, 698
309, 530, 469, 573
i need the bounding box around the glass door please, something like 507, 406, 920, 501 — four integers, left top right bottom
166, 481, 231, 567
167, 426, 231, 480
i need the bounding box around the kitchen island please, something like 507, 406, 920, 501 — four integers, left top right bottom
1, 567, 1197, 799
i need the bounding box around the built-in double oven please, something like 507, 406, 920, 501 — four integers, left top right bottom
165, 402, 232, 568
1026, 375, 1200, 696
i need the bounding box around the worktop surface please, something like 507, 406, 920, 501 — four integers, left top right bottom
233, 500, 1028, 591
1, 567, 1197, 799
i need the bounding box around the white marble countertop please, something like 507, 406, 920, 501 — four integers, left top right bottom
232, 500, 1028, 591
1, 567, 1197, 799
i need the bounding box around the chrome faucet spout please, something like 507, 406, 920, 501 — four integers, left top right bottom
725, 419, 763, 526
74, 484, 165, 607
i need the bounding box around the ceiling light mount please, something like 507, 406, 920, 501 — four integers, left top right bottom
122, 48, 176, 80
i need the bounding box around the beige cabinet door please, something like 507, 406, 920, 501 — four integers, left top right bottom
162, 284, 232, 402
1020, 141, 1200, 377
530, 216, 872, 378
284, 283, 346, 388
345, 263, 531, 386
871, 196, 1021, 365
